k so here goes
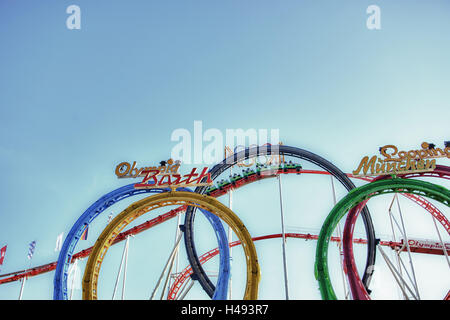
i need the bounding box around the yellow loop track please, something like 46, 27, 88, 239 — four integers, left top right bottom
82, 191, 260, 300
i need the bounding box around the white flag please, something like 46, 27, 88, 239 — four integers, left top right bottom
67, 258, 81, 291
55, 232, 64, 252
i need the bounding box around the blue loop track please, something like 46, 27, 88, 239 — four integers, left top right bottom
53, 184, 230, 300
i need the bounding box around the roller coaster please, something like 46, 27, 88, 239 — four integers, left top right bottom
0, 144, 448, 300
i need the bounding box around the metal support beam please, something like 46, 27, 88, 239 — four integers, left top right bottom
330, 176, 350, 299
112, 235, 131, 300
277, 174, 289, 300
150, 232, 183, 300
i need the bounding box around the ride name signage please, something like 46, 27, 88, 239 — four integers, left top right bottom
405, 238, 450, 251
115, 160, 181, 179
352, 142, 450, 177
115, 159, 213, 190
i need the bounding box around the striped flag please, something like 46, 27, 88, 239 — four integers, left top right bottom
55, 232, 64, 252
0, 245, 6, 265
81, 227, 88, 240
27, 241, 36, 260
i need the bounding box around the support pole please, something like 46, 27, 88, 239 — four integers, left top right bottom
174, 213, 182, 279
330, 176, 350, 299
178, 280, 195, 300
225, 147, 234, 300
121, 236, 130, 300
150, 233, 183, 300
378, 245, 418, 300
277, 174, 289, 300
19, 259, 32, 300
18, 277, 26, 300
112, 235, 130, 300
160, 239, 180, 300
168, 210, 183, 294
395, 196, 421, 300
388, 195, 407, 300
69, 258, 79, 300
430, 214, 450, 268
176, 277, 191, 300
228, 165, 233, 300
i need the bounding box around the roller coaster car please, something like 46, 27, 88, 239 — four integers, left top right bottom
280, 162, 287, 172
205, 185, 218, 195
284, 161, 300, 171
217, 179, 231, 189
255, 163, 265, 176
260, 164, 278, 176
283, 161, 294, 171
242, 168, 256, 179
230, 173, 243, 184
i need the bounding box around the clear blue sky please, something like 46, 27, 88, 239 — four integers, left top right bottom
0, 0, 449, 300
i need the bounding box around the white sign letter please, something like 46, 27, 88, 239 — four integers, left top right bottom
366, 5, 381, 30
66, 5, 81, 30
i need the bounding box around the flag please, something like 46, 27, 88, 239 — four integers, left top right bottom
67, 258, 82, 291
81, 227, 88, 240
55, 232, 64, 252
0, 245, 6, 265
27, 241, 36, 260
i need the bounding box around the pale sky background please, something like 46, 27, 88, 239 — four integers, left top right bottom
0, 0, 449, 300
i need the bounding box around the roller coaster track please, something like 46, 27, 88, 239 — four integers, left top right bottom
342, 165, 450, 300
0, 166, 313, 285
315, 178, 450, 300
81, 191, 260, 300
52, 185, 231, 300
0, 165, 307, 285
167, 232, 450, 300
2, 165, 447, 299
183, 145, 378, 299
2, 207, 445, 287
0, 206, 186, 285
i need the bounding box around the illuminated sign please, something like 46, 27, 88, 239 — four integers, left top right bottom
115, 159, 212, 190
352, 142, 450, 177
115, 159, 181, 179
134, 166, 213, 190
405, 238, 450, 251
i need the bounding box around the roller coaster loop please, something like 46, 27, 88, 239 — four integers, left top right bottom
184, 144, 377, 299
315, 178, 450, 300
82, 191, 260, 300
53, 185, 231, 300
342, 165, 450, 300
